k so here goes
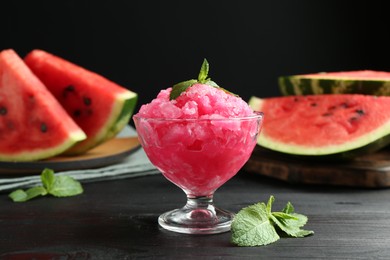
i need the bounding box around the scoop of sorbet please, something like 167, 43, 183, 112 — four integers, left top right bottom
135, 83, 254, 119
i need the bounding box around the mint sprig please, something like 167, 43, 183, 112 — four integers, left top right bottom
169, 79, 198, 101
231, 195, 314, 247
169, 58, 235, 100
198, 58, 209, 83
9, 168, 83, 202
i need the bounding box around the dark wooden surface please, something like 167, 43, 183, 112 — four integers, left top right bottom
245, 146, 390, 188
1, 171, 390, 259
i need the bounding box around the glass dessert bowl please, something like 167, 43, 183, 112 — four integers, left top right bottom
133, 112, 264, 234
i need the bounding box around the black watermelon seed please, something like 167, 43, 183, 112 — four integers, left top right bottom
62, 85, 75, 98
356, 109, 365, 115
0, 107, 7, 115
349, 117, 358, 122
311, 103, 317, 107
40, 123, 48, 133
73, 110, 82, 117
83, 97, 92, 106
65, 85, 75, 92
322, 112, 332, 117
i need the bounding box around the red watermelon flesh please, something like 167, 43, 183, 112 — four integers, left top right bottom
24, 50, 138, 154
0, 49, 86, 161
249, 94, 390, 157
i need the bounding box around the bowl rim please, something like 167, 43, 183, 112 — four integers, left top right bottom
133, 111, 264, 122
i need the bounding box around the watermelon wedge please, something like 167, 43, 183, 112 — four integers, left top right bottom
25, 50, 138, 154
249, 94, 390, 158
0, 49, 86, 161
279, 70, 390, 96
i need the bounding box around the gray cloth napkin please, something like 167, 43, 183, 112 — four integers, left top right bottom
0, 126, 159, 192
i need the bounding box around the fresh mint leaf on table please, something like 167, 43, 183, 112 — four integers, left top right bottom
169, 58, 235, 100
9, 168, 83, 202
231, 195, 314, 246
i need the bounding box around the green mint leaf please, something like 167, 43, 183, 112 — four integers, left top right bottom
272, 212, 299, 221
169, 58, 238, 100
271, 212, 314, 237
282, 201, 295, 214
8, 168, 83, 202
204, 79, 219, 87
232, 196, 314, 247
266, 195, 275, 214
231, 202, 280, 246
218, 86, 239, 97
198, 58, 209, 83
205, 79, 238, 97
9, 186, 47, 202
25, 186, 48, 200
169, 79, 197, 100
48, 175, 83, 197
270, 200, 314, 238
288, 212, 309, 228
9, 189, 28, 202
41, 168, 55, 190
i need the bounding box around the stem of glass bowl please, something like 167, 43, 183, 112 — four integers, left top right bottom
158, 194, 234, 234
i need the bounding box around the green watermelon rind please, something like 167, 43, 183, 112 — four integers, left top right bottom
0, 130, 86, 162
104, 92, 138, 140
64, 91, 137, 155
279, 76, 390, 96
248, 96, 390, 159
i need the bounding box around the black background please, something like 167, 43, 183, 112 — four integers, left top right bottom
1, 1, 389, 114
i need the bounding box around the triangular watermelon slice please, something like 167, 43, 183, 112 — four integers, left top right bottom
0, 49, 86, 161
249, 94, 390, 159
25, 50, 138, 154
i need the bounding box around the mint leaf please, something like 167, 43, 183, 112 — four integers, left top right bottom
282, 201, 295, 214
204, 79, 219, 87
271, 212, 313, 237
169, 79, 197, 100
272, 212, 299, 221
49, 176, 83, 197
41, 168, 55, 190
169, 58, 237, 100
231, 196, 314, 247
266, 195, 274, 214
9, 189, 28, 202
8, 168, 83, 202
9, 186, 47, 202
198, 58, 209, 83
271, 200, 314, 238
231, 203, 279, 246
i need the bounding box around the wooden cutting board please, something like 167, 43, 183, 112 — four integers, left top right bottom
244, 146, 390, 188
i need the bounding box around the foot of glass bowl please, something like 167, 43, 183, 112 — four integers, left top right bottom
158, 196, 234, 234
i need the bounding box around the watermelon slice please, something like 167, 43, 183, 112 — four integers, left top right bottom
249, 94, 390, 158
0, 49, 86, 161
25, 50, 138, 154
279, 70, 390, 96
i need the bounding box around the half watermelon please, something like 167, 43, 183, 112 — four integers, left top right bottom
279, 70, 390, 96
0, 49, 86, 161
249, 94, 390, 159
25, 50, 138, 154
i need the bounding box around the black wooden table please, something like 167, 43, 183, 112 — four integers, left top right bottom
1, 171, 389, 259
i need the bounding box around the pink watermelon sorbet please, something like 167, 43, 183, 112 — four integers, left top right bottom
134, 84, 262, 196
136, 83, 254, 119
